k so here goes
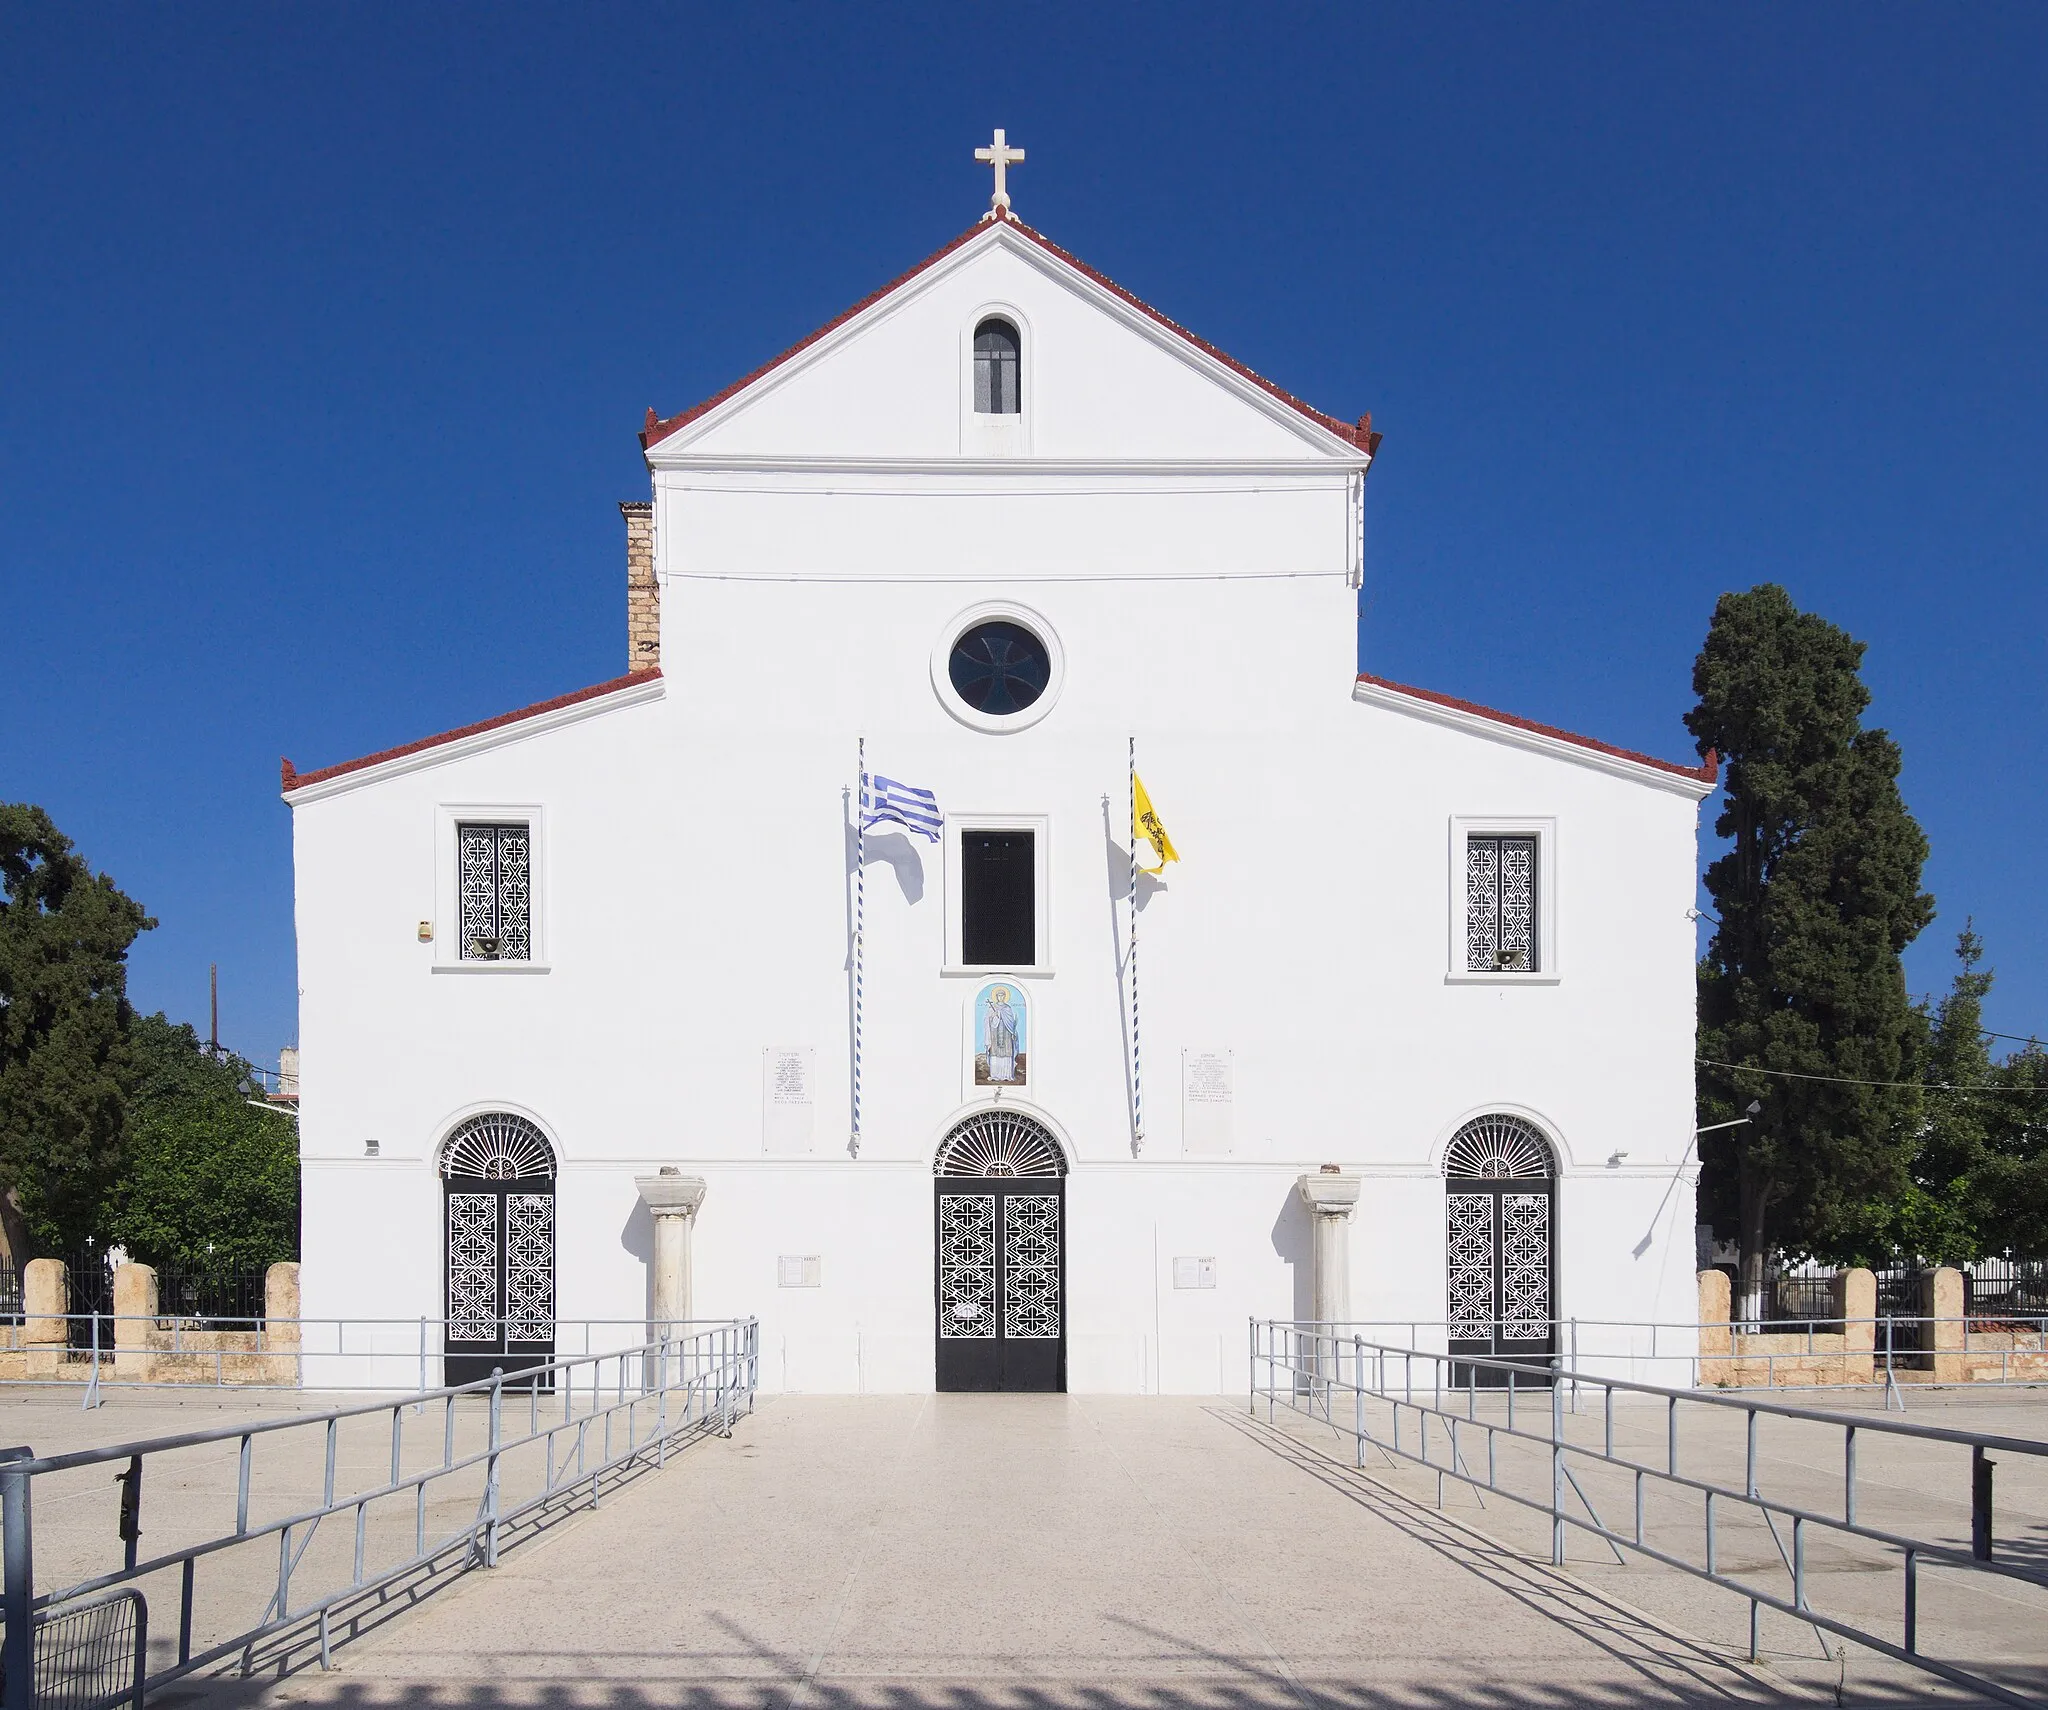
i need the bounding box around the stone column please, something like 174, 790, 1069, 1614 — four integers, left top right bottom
635, 1170, 708, 1334
24, 1258, 69, 1380
1295, 1171, 1362, 1326
113, 1263, 157, 1382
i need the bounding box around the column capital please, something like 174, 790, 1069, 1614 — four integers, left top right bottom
1296, 1171, 1361, 1218
636, 1172, 708, 1219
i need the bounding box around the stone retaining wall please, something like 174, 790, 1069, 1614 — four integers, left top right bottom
1697, 1264, 2037, 1387
1, 1259, 300, 1385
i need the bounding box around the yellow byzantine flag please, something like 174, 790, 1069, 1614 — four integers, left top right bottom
1132, 774, 1180, 875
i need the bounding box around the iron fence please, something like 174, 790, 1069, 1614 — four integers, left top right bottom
1252, 1319, 2048, 1709
1968, 1257, 2048, 1322
62, 1255, 113, 1357
146, 1266, 270, 1325
0, 1318, 757, 1706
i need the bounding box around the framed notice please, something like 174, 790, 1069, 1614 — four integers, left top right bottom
1182, 1048, 1234, 1155
762, 1047, 816, 1155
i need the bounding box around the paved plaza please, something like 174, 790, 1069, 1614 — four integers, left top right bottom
3, 1386, 2044, 1708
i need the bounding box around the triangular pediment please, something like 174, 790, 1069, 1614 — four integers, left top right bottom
642, 218, 1376, 466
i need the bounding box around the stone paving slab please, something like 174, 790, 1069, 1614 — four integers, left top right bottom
7, 1387, 2038, 1707
169, 1396, 1822, 1709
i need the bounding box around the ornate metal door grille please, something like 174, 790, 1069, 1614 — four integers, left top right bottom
938, 1194, 997, 1339
1465, 835, 1537, 972
1002, 1195, 1060, 1339
1444, 1113, 1555, 1385
442, 1113, 555, 1388
934, 1113, 1065, 1390
1446, 1194, 1495, 1337
458, 822, 531, 962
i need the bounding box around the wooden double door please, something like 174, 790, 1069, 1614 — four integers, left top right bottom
934, 1179, 1066, 1392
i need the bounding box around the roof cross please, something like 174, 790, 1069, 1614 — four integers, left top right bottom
974, 128, 1025, 217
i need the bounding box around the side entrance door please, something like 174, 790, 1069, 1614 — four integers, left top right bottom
935, 1179, 1065, 1392
444, 1176, 556, 1389
1446, 1176, 1556, 1387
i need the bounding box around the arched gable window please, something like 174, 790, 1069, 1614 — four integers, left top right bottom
973, 318, 1021, 415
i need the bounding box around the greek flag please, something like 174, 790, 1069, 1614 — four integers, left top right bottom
862, 773, 941, 842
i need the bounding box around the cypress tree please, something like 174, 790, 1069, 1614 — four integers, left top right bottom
1686, 586, 1933, 1320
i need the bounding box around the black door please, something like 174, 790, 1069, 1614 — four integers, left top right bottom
1446, 1178, 1556, 1387
935, 1179, 1065, 1392
444, 1178, 556, 1389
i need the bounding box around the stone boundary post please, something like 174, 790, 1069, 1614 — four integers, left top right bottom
1832, 1267, 1876, 1384
1922, 1265, 1965, 1383
23, 1259, 68, 1380
265, 1262, 301, 1382
113, 1263, 157, 1381
1697, 1269, 1732, 1383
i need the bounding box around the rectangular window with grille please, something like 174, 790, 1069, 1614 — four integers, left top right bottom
457, 823, 532, 962
1465, 834, 1539, 972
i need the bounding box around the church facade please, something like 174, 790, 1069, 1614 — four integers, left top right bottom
285, 185, 1715, 1393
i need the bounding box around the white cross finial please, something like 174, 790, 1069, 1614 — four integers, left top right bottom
975, 128, 1025, 217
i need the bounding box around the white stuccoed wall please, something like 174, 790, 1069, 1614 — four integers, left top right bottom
290, 219, 1708, 1391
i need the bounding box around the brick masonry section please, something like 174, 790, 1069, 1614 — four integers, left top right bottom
622, 500, 658, 674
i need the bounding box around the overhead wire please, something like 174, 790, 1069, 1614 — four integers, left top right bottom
1699, 1057, 2048, 1097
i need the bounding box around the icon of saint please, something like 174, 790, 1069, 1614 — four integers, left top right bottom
984, 985, 1020, 1082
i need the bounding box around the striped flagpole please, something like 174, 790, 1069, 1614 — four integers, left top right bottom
852, 735, 865, 1156
1129, 735, 1144, 1152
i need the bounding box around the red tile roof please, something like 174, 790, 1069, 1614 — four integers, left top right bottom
281, 670, 662, 794
1355, 672, 1718, 785
639, 209, 1381, 456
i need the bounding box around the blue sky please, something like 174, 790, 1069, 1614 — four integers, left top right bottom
4, 5, 2045, 1063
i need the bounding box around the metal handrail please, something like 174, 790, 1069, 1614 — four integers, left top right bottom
1250, 1320, 2048, 1709
0, 1318, 759, 1706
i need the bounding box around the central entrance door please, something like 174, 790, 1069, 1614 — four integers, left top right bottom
441, 1112, 557, 1390
1444, 1113, 1557, 1388
934, 1110, 1066, 1392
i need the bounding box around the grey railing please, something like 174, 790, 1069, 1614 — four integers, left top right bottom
0, 1318, 758, 1705
1263, 1315, 2048, 1393
1251, 1319, 2048, 1708
0, 1315, 758, 1397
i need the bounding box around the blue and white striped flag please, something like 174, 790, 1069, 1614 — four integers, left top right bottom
861, 773, 941, 842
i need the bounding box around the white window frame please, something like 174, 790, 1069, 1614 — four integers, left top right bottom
958, 300, 1033, 456
929, 599, 1066, 735
1446, 816, 1558, 985
433, 804, 550, 974
942, 812, 1053, 976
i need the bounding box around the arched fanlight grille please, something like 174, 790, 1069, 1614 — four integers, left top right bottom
1443, 1114, 1555, 1180
935, 1110, 1066, 1178
441, 1112, 556, 1181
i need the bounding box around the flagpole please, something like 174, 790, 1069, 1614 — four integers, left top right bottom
1129, 735, 1144, 1154
852, 735, 865, 1157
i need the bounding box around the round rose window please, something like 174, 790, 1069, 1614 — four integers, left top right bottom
947, 620, 1051, 716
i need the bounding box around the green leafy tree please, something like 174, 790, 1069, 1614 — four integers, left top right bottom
0, 804, 154, 1258
110, 1014, 298, 1269
1824, 928, 1992, 1265
1968, 1031, 2048, 1261
1687, 586, 1933, 1319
